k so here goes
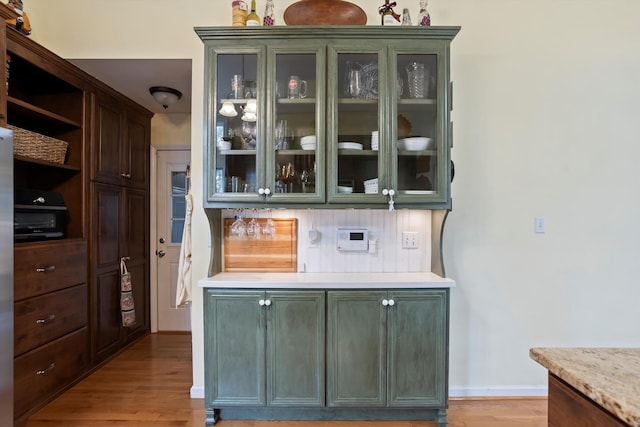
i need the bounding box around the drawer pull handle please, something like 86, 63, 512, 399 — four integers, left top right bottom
35, 266, 56, 273
36, 314, 56, 325
36, 363, 56, 376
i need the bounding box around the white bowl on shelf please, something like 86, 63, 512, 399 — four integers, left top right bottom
300, 135, 317, 150
217, 141, 232, 150
397, 137, 434, 151
337, 186, 353, 194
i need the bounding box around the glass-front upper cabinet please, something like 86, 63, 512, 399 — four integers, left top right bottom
327, 41, 451, 208
391, 49, 445, 205
209, 48, 264, 202
327, 47, 386, 205
198, 27, 459, 209
266, 44, 325, 204
206, 42, 324, 204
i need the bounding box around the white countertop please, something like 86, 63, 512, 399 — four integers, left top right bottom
198, 272, 455, 289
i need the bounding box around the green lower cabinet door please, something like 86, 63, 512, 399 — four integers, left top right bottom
266, 290, 325, 406
327, 290, 387, 407
204, 289, 266, 406
387, 290, 447, 407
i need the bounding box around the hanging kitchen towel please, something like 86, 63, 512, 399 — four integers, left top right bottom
120, 257, 136, 327
175, 190, 193, 307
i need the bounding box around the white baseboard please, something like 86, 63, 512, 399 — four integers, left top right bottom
189, 385, 547, 400
449, 386, 548, 397
191, 385, 205, 398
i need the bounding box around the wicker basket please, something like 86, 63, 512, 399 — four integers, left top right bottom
9, 125, 68, 164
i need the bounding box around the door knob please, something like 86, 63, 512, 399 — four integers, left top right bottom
159, 237, 165, 244
156, 250, 166, 258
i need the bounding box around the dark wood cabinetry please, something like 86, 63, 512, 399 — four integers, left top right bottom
3, 18, 153, 423
13, 240, 89, 421
90, 91, 151, 363
92, 92, 150, 190
90, 182, 150, 363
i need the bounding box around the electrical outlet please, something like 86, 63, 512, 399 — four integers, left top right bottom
402, 232, 418, 249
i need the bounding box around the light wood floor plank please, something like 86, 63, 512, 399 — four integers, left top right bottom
23, 334, 547, 427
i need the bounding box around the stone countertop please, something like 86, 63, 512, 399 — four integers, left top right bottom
199, 272, 455, 289
530, 347, 640, 427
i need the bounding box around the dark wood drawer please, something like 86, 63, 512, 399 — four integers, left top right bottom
14, 239, 87, 301
14, 327, 89, 418
14, 284, 88, 356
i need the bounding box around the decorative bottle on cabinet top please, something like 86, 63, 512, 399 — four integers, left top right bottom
401, 8, 412, 25
417, 0, 431, 26
263, 0, 275, 26
246, 0, 261, 26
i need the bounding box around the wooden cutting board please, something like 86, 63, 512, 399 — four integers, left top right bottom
284, 0, 367, 25
224, 218, 297, 272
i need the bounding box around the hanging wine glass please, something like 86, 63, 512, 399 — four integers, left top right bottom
263, 208, 276, 238
230, 209, 247, 238
247, 208, 261, 239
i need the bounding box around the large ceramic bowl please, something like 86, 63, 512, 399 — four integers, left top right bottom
397, 137, 434, 151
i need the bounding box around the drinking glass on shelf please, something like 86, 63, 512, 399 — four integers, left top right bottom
280, 162, 296, 193
348, 69, 363, 99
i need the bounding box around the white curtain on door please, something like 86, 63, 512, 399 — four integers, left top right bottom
175, 189, 193, 307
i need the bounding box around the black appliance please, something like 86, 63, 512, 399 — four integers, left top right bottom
14, 188, 67, 241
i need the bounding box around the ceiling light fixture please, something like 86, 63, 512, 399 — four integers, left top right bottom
149, 86, 182, 109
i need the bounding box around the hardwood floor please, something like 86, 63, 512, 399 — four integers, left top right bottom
24, 334, 547, 427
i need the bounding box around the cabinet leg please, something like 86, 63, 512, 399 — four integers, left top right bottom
437, 408, 448, 426
205, 408, 220, 425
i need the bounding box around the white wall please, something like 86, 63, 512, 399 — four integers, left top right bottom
26, 0, 640, 397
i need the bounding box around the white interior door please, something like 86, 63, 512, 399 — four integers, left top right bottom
156, 149, 191, 331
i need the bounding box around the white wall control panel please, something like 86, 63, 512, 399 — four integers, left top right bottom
337, 228, 369, 251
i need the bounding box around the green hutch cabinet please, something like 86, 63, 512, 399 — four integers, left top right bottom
327, 290, 448, 413
204, 290, 325, 415
196, 26, 460, 210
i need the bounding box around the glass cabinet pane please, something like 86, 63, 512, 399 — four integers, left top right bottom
395, 53, 438, 195
270, 52, 319, 199
214, 53, 259, 196
332, 52, 382, 199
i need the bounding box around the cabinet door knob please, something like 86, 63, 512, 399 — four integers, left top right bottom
264, 299, 272, 306
264, 188, 271, 195
258, 188, 265, 195
388, 299, 395, 306
120, 173, 132, 179
259, 299, 265, 306
382, 299, 389, 306
35, 266, 56, 273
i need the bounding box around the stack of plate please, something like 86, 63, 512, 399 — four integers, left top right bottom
337, 185, 353, 194
338, 142, 363, 150
364, 177, 378, 194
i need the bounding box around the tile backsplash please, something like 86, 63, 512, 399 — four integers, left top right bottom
222, 209, 432, 273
